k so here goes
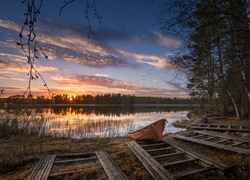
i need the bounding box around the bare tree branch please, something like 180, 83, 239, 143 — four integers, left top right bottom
18, 0, 103, 98
18, 0, 53, 98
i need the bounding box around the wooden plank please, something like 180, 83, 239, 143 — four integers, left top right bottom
40, 155, 56, 180
96, 151, 129, 180
192, 124, 250, 132
174, 134, 250, 154
216, 139, 230, 143
163, 139, 231, 172
32, 156, 48, 180
194, 131, 250, 143
202, 137, 216, 141
175, 166, 216, 178
127, 142, 163, 180
127, 141, 176, 180
162, 158, 197, 168
230, 142, 246, 147
28, 154, 56, 180
191, 134, 206, 138
180, 132, 196, 136
36, 155, 56, 180
153, 152, 185, 159
29, 155, 47, 180
147, 147, 173, 152
54, 156, 97, 164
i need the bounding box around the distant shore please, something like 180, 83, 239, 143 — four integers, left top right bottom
18, 103, 199, 107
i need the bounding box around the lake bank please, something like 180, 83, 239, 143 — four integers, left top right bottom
0, 136, 152, 180
1, 110, 250, 179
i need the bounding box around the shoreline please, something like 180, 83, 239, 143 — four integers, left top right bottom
6, 103, 199, 107
1, 110, 250, 179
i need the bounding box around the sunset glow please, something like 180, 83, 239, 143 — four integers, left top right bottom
0, 1, 188, 98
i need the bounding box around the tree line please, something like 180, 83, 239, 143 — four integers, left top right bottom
159, 0, 250, 118
4, 93, 195, 106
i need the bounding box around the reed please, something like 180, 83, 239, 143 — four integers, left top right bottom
0, 110, 134, 177
0, 109, 136, 138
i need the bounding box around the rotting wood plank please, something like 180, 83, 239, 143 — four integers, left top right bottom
163, 139, 231, 172
147, 147, 174, 152
41, 155, 56, 180
230, 142, 246, 147
127, 142, 162, 179
127, 141, 176, 180
202, 137, 216, 141
192, 124, 250, 132
175, 135, 248, 154
28, 155, 46, 180
96, 151, 129, 180
216, 139, 230, 143
129, 140, 231, 179
28, 154, 56, 180
194, 131, 250, 143
153, 152, 185, 159
174, 134, 250, 154
191, 134, 206, 138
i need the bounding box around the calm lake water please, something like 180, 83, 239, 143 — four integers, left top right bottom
1, 105, 195, 138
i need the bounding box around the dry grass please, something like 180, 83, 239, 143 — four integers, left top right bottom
0, 136, 152, 180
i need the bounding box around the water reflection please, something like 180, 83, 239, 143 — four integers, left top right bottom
33, 105, 195, 116
1, 105, 194, 138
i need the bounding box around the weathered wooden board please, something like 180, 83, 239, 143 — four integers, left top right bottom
28, 154, 56, 180
30, 151, 122, 180
163, 139, 231, 172
96, 151, 128, 180
174, 131, 250, 154
193, 124, 250, 132
127, 141, 176, 180
128, 140, 230, 179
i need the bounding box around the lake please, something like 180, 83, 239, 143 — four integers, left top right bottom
0, 105, 195, 138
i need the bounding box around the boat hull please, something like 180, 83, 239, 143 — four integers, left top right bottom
128, 119, 166, 142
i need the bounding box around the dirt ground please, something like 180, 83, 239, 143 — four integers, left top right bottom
1, 114, 250, 180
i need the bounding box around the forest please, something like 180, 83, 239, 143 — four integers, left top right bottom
159, 0, 250, 118
3, 93, 195, 106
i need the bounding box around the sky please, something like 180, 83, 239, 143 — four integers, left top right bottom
0, 0, 188, 98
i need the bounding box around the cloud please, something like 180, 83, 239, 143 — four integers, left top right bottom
0, 18, 176, 70
0, 52, 58, 82
51, 74, 188, 97
95, 74, 110, 77
156, 33, 182, 47
85, 25, 182, 48
0, 17, 188, 98
116, 49, 172, 69
0, 74, 25, 81
52, 74, 133, 89
0, 19, 20, 32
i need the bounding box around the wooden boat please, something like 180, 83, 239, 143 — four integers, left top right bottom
128, 119, 167, 142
